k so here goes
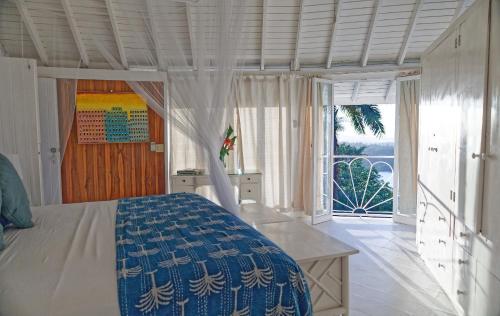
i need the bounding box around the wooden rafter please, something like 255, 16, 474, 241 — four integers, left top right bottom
260, 0, 268, 70
186, 3, 197, 69
146, 0, 165, 70
361, 0, 383, 67
385, 80, 396, 102
105, 0, 128, 69
15, 0, 49, 65
351, 81, 360, 101
293, 0, 306, 71
61, 0, 89, 67
326, 0, 343, 69
397, 0, 423, 66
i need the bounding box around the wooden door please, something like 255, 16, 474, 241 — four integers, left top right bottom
38, 78, 63, 205
61, 80, 165, 203
481, 0, 500, 246
455, 0, 490, 232
419, 30, 459, 212
311, 79, 334, 224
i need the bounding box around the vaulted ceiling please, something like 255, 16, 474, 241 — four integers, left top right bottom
0, 0, 473, 69
0, 0, 474, 102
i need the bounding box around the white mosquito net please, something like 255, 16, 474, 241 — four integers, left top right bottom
95, 0, 247, 213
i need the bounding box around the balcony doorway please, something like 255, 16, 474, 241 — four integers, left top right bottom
330, 103, 395, 217
312, 79, 396, 224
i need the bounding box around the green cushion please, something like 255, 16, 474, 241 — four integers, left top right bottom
0, 223, 4, 251
0, 190, 4, 250
0, 154, 33, 229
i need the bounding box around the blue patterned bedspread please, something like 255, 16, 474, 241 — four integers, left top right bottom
115, 193, 312, 316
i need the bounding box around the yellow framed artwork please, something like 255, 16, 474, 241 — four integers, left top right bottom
76, 93, 149, 144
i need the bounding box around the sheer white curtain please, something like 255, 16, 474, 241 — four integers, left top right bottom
96, 0, 246, 212
232, 75, 312, 209
396, 79, 420, 218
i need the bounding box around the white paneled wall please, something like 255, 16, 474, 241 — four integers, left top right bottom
0, 57, 42, 206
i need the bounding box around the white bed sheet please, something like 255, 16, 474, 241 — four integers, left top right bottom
0, 200, 300, 316
0, 201, 120, 316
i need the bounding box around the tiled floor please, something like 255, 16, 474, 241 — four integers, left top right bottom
289, 214, 458, 316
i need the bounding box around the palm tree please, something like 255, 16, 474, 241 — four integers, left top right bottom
331, 104, 386, 209
333, 104, 385, 152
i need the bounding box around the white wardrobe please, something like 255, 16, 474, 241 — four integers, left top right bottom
417, 0, 500, 315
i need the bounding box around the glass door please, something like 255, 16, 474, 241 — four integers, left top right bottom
312, 79, 334, 224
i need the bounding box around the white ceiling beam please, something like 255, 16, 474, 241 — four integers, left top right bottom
60, 0, 89, 67
38, 66, 165, 81
293, 0, 306, 71
326, 0, 342, 69
186, 4, 197, 69
105, 0, 128, 69
260, 0, 268, 71
452, 0, 466, 22
385, 79, 396, 102
397, 0, 423, 66
361, 0, 383, 67
146, 0, 166, 70
351, 81, 360, 101
37, 62, 420, 80
0, 42, 8, 56
14, 0, 49, 65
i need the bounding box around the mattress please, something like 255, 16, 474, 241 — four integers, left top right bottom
0, 196, 312, 316
0, 200, 121, 316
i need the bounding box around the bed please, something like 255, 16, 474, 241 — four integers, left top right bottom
0, 193, 312, 316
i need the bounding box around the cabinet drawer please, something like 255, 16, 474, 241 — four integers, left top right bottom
433, 258, 454, 295
172, 176, 194, 186
240, 174, 260, 184
426, 200, 452, 238
452, 242, 475, 315
454, 218, 473, 255
171, 185, 195, 193
240, 183, 260, 200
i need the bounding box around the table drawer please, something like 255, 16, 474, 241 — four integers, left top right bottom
172, 176, 194, 186
240, 183, 260, 200
240, 174, 260, 184
171, 185, 195, 193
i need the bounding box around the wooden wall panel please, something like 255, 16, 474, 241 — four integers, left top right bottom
61, 80, 165, 203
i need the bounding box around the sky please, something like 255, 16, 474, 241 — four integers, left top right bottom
336, 104, 395, 144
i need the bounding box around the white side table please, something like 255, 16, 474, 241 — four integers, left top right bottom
171, 173, 262, 204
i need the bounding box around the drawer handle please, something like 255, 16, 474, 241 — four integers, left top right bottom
419, 219, 425, 223
438, 216, 446, 222
438, 263, 445, 269
247, 190, 252, 193
458, 259, 468, 265
471, 152, 486, 160
247, 177, 251, 181
419, 241, 425, 245
459, 232, 468, 238
457, 290, 466, 295
438, 239, 446, 245
182, 179, 186, 183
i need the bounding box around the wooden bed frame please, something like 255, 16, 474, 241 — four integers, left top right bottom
239, 204, 359, 316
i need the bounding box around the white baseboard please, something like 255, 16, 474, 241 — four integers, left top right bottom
393, 212, 416, 226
